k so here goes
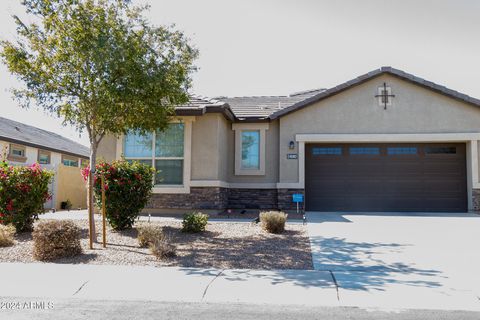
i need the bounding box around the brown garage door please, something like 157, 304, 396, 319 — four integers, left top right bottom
305, 143, 467, 212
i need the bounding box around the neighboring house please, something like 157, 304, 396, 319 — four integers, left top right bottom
97, 67, 480, 213
0, 117, 90, 210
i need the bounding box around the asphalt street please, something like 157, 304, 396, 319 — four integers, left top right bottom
1, 298, 480, 320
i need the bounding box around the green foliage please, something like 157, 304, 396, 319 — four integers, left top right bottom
1, 0, 199, 225
0, 224, 15, 247
0, 162, 54, 232
33, 220, 82, 261
259, 211, 288, 234
84, 160, 155, 230
1, 0, 199, 139
138, 224, 164, 248
150, 236, 176, 260
182, 212, 208, 233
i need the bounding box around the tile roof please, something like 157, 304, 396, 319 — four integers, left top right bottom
183, 67, 480, 121
175, 95, 235, 120
215, 89, 326, 119
0, 117, 90, 158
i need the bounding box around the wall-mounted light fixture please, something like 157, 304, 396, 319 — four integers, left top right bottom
289, 141, 295, 150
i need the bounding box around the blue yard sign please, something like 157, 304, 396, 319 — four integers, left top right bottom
292, 193, 304, 203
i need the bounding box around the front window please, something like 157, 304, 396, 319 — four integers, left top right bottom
38, 150, 51, 164
241, 130, 260, 169
63, 156, 79, 167
10, 144, 25, 157
124, 123, 184, 185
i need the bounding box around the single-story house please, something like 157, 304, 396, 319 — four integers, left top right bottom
97, 67, 480, 213
0, 117, 90, 210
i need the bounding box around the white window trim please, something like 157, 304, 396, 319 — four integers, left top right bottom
117, 117, 194, 194
232, 123, 269, 176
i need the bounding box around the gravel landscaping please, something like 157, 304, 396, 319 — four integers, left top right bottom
0, 218, 313, 270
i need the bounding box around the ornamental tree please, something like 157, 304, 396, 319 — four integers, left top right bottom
1, 0, 198, 242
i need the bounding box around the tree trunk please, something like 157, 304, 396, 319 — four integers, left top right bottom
88, 144, 97, 244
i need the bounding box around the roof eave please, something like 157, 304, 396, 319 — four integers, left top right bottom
175, 103, 236, 122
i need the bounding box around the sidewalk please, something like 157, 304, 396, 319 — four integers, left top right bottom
0, 263, 338, 306
1, 262, 480, 311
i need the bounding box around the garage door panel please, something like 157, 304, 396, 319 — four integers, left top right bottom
305, 143, 467, 212
347, 161, 384, 176
384, 163, 423, 176
423, 198, 466, 211
382, 182, 424, 196
347, 181, 385, 196
306, 184, 345, 197
380, 198, 426, 211
308, 198, 347, 211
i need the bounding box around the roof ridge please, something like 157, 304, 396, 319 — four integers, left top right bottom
224, 95, 288, 99
188, 94, 227, 105
289, 88, 327, 97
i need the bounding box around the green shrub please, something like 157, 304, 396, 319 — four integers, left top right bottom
32, 220, 82, 261
182, 212, 208, 233
82, 160, 155, 230
259, 211, 288, 234
138, 224, 164, 248
0, 224, 15, 247
0, 162, 54, 232
150, 236, 176, 259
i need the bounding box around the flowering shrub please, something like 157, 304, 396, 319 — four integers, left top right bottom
0, 162, 53, 232
82, 160, 155, 230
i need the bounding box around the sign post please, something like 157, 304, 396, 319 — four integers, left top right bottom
292, 193, 304, 214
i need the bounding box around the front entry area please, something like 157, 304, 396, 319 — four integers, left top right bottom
305, 143, 467, 212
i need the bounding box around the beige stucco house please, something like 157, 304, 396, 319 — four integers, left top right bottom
0, 117, 89, 210
98, 67, 480, 213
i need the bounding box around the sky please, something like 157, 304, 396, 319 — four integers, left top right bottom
1, 0, 479, 147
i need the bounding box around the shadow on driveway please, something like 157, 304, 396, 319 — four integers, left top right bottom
309, 236, 443, 291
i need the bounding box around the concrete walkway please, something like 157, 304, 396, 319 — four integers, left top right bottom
1, 258, 480, 311
306, 211, 480, 311
0, 263, 338, 306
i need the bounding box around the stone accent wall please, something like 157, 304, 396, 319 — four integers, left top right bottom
277, 189, 305, 211
146, 187, 228, 210
146, 187, 305, 211
472, 189, 480, 212
227, 189, 278, 209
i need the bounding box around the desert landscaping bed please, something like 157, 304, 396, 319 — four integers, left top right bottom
0, 219, 313, 270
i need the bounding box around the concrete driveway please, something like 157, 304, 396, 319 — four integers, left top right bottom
306, 212, 480, 310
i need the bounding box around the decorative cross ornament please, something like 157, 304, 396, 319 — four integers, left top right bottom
375, 82, 395, 109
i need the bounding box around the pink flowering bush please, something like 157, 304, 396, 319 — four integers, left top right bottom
82, 160, 154, 230
0, 162, 54, 232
